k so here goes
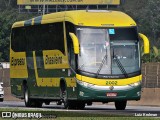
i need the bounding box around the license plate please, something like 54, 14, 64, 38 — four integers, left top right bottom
106, 92, 117, 97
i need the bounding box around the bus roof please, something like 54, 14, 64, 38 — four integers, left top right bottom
12, 10, 136, 28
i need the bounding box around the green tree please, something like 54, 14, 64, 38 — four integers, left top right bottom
0, 0, 17, 10
120, 0, 160, 62
0, 8, 35, 61
138, 0, 160, 47
122, 0, 160, 47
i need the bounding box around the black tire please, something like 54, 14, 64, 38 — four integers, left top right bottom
60, 86, 85, 109
23, 84, 43, 108
24, 85, 32, 107
34, 100, 43, 108
0, 98, 3, 102
60, 88, 69, 109
56, 101, 62, 105
76, 102, 85, 110
67, 101, 85, 110
63, 91, 69, 109
29, 100, 43, 108
86, 102, 92, 106
115, 101, 127, 110
45, 101, 50, 105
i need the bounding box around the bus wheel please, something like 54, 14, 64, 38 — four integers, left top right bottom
56, 101, 62, 105
24, 85, 32, 107
67, 101, 77, 109
45, 101, 50, 105
63, 91, 69, 109
29, 100, 42, 108
60, 89, 69, 109
76, 102, 85, 110
0, 98, 3, 102
34, 101, 43, 108
67, 101, 85, 109
115, 101, 127, 110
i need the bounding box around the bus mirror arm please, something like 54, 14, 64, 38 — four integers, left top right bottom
69, 32, 80, 54
139, 33, 150, 54
69, 66, 77, 75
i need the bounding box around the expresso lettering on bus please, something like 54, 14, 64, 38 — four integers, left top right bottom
11, 57, 25, 66
45, 55, 62, 65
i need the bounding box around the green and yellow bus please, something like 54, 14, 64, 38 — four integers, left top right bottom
10, 10, 149, 110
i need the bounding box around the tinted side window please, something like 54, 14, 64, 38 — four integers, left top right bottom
26, 26, 38, 51
109, 28, 138, 41
46, 23, 65, 53
11, 27, 27, 52
27, 22, 65, 54
11, 22, 65, 54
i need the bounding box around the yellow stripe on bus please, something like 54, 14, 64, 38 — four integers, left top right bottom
43, 50, 69, 69
10, 49, 28, 78
33, 51, 76, 87
76, 74, 142, 86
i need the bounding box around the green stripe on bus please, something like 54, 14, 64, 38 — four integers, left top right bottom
26, 51, 69, 78
34, 16, 42, 25
35, 51, 69, 77
24, 19, 32, 26
26, 51, 36, 79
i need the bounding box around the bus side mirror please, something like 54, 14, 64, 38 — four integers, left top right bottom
69, 32, 80, 54
139, 33, 150, 54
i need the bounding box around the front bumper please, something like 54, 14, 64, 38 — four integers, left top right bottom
77, 82, 141, 102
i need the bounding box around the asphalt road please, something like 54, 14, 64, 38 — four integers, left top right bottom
0, 101, 160, 117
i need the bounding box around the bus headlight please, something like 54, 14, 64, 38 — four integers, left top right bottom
0, 88, 3, 91
128, 81, 141, 87
78, 80, 94, 88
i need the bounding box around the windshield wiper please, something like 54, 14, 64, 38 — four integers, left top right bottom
78, 64, 84, 70
113, 49, 128, 78
96, 55, 107, 77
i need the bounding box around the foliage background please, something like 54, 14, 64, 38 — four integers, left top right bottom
120, 0, 160, 62
0, 0, 159, 62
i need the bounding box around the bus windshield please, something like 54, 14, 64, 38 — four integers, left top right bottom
77, 28, 111, 75
77, 27, 140, 76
